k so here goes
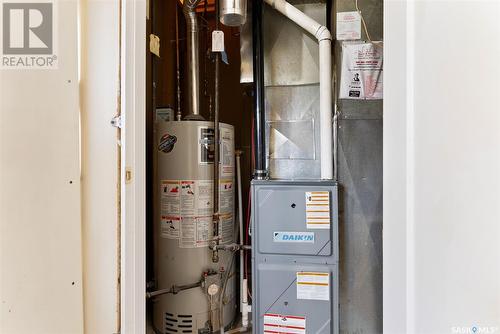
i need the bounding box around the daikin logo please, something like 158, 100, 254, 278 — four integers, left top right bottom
1, 0, 58, 69
273, 232, 315, 243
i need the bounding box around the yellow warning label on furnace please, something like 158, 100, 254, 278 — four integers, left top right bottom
296, 271, 330, 301
305, 191, 331, 229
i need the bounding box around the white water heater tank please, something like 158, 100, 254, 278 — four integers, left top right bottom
153, 120, 236, 333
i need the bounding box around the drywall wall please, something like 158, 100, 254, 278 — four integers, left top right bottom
0, 0, 83, 333
384, 1, 500, 333
80, 0, 121, 333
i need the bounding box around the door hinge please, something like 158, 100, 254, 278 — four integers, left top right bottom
111, 115, 122, 128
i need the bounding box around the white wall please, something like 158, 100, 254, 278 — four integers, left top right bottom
0, 1, 83, 333
80, 0, 120, 333
384, 1, 500, 333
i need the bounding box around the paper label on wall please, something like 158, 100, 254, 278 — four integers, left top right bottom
339, 41, 383, 100
336, 11, 361, 40
263, 313, 306, 334
296, 272, 330, 301
305, 191, 330, 229
161, 216, 180, 239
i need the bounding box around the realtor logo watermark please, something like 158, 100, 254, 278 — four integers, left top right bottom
1, 0, 57, 68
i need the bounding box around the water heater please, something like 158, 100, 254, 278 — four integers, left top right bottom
153, 120, 237, 333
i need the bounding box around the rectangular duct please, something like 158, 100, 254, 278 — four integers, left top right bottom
240, 0, 327, 179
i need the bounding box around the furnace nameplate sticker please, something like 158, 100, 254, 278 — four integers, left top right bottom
263, 313, 306, 334
296, 272, 330, 301
305, 191, 331, 229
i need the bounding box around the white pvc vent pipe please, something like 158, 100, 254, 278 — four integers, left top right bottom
264, 0, 333, 179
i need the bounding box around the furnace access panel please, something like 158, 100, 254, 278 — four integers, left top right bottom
252, 180, 339, 334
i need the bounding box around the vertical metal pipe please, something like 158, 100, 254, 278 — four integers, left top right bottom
252, 0, 267, 179
175, 3, 182, 121
212, 0, 221, 264
183, 0, 202, 119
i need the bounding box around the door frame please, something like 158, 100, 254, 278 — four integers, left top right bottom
120, 0, 147, 332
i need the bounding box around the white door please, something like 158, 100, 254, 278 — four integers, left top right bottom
0, 0, 83, 333
120, 0, 147, 333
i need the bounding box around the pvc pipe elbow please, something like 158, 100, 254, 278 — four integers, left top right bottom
315, 26, 332, 41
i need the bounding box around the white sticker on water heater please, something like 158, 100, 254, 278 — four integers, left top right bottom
220, 128, 234, 177
305, 191, 331, 229
160, 180, 180, 217
161, 215, 180, 239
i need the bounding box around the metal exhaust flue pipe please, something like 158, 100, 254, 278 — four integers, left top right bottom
252, 0, 267, 179
183, 0, 204, 120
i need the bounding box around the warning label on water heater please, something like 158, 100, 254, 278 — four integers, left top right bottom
220, 128, 234, 177
161, 215, 180, 239
160, 179, 234, 248
263, 313, 306, 334
197, 126, 234, 177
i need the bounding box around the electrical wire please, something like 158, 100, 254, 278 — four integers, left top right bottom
355, 0, 372, 42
